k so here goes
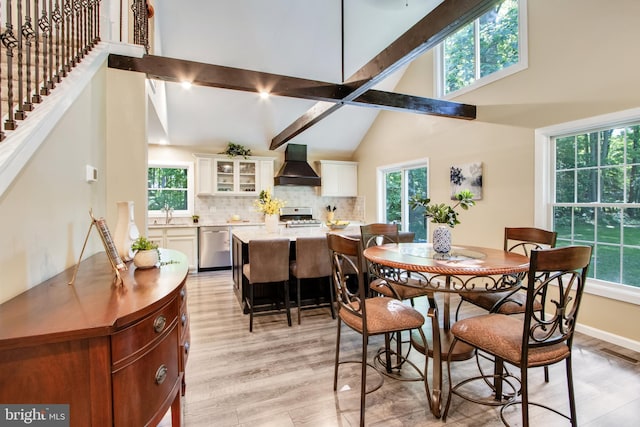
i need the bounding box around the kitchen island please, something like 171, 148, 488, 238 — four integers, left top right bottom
231, 225, 361, 313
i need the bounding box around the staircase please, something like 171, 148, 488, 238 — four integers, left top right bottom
0, 0, 102, 140
0, 0, 150, 197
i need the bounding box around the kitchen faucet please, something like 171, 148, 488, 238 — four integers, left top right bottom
161, 204, 173, 224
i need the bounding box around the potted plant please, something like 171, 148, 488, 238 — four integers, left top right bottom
192, 214, 200, 224
409, 189, 475, 254
220, 142, 252, 158
131, 236, 160, 268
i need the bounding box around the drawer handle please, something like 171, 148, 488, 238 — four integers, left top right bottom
181, 313, 187, 326
153, 315, 167, 333
155, 365, 168, 385
180, 288, 186, 299
184, 342, 190, 354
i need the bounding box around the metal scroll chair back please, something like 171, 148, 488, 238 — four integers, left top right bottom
504, 227, 558, 257
443, 245, 592, 426
361, 223, 430, 303
456, 227, 558, 319
329, 234, 367, 324
327, 233, 427, 427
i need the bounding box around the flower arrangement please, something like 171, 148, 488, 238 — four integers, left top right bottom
409, 189, 475, 228
254, 189, 285, 215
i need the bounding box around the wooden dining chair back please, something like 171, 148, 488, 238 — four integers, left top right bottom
443, 245, 592, 426
327, 233, 427, 427
290, 236, 335, 324
242, 238, 292, 332
398, 231, 415, 243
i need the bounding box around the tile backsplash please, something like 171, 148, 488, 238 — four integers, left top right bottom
194, 186, 364, 223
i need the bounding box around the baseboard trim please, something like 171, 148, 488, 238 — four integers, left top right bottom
576, 323, 640, 353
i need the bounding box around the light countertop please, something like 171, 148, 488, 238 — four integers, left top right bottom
231, 225, 361, 243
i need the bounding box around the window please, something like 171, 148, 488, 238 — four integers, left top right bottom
148, 162, 194, 217
378, 161, 428, 241
435, 0, 527, 97
536, 108, 640, 304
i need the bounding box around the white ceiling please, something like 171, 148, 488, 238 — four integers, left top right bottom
149, 0, 443, 156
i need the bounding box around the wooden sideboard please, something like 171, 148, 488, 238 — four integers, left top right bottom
0, 249, 190, 426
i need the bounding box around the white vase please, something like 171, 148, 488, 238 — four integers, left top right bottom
113, 201, 140, 261
133, 249, 159, 269
432, 225, 452, 254
264, 214, 279, 233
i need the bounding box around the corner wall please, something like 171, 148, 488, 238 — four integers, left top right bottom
354, 0, 640, 347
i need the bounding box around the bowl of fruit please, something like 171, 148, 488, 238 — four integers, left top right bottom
326, 220, 350, 230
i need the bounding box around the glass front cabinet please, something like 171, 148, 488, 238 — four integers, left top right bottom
195, 155, 274, 196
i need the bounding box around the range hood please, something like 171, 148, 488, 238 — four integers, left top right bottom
274, 144, 321, 187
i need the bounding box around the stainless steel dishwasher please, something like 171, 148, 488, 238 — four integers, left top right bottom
198, 226, 231, 270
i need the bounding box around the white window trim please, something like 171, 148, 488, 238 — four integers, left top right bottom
147, 160, 195, 218
535, 107, 640, 306
376, 158, 429, 224
434, 0, 529, 99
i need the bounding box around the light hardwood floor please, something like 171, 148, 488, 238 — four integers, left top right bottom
179, 270, 640, 427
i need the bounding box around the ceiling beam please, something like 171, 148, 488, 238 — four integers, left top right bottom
108, 53, 475, 126
271, 0, 499, 149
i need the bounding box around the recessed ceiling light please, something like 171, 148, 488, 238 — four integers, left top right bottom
259, 91, 270, 99
181, 81, 192, 90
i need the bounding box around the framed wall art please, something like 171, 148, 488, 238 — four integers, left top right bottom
450, 162, 483, 200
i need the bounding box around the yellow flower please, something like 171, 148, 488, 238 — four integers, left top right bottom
254, 189, 285, 215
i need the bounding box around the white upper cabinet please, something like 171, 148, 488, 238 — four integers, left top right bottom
317, 160, 358, 197
195, 155, 274, 196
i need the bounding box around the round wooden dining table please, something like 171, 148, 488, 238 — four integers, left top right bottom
363, 242, 530, 418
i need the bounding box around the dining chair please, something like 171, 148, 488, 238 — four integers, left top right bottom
455, 227, 558, 319
327, 233, 427, 427
242, 238, 292, 332
361, 224, 430, 304
455, 227, 558, 382
398, 230, 415, 243
361, 224, 431, 373
442, 245, 592, 426
289, 235, 335, 324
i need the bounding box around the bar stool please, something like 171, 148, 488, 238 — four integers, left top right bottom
242, 238, 292, 332
290, 235, 335, 324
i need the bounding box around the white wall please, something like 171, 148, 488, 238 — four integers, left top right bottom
0, 67, 108, 303
355, 0, 640, 346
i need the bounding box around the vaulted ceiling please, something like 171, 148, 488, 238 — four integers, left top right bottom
144, 0, 480, 156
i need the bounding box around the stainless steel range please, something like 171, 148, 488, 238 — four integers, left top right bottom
279, 207, 322, 227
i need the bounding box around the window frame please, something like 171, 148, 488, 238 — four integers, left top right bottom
147, 160, 195, 218
376, 158, 429, 239
535, 107, 640, 306
434, 0, 528, 99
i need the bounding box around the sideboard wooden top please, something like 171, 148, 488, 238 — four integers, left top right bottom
0, 249, 188, 349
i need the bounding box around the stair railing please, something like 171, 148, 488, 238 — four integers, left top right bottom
0, 0, 101, 141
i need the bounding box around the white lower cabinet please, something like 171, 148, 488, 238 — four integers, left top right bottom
148, 227, 198, 271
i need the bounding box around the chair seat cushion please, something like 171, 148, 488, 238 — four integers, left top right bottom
340, 297, 425, 335
461, 290, 543, 315
370, 278, 432, 300
452, 313, 570, 367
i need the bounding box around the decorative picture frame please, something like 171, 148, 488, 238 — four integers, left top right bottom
69, 211, 127, 285
450, 162, 483, 200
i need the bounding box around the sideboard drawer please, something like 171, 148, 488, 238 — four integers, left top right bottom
111, 297, 179, 366
112, 323, 180, 427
